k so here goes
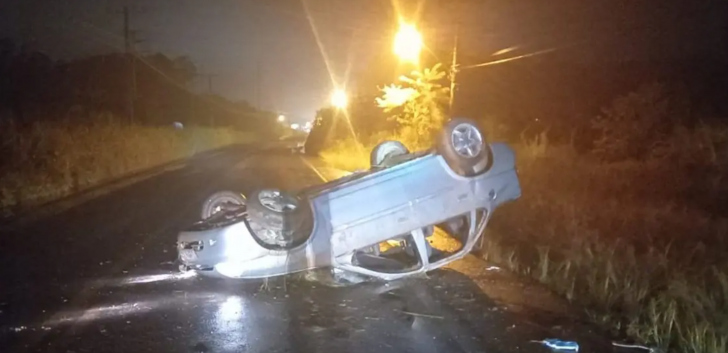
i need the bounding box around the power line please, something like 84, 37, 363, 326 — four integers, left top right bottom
460, 47, 562, 70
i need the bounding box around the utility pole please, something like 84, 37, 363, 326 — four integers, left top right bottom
122, 6, 142, 125
130, 31, 142, 125
194, 72, 217, 94
448, 24, 459, 112
195, 71, 218, 126
254, 14, 263, 112
199, 73, 217, 94
123, 7, 130, 54
256, 60, 261, 110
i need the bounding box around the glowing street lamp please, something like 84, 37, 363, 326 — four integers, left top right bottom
277, 115, 286, 122
393, 21, 423, 65
330, 89, 348, 109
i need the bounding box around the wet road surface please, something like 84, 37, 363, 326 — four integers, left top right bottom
0, 144, 617, 352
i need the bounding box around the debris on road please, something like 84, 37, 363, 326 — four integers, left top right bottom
400, 310, 444, 320
530, 338, 580, 352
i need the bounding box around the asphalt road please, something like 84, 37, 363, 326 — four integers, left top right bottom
0, 143, 618, 353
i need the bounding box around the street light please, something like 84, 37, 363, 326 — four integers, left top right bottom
330, 89, 348, 109
393, 21, 423, 65
277, 115, 286, 122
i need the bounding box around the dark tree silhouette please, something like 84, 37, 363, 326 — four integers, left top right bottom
0, 40, 279, 136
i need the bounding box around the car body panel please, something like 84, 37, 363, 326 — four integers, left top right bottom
177, 142, 521, 281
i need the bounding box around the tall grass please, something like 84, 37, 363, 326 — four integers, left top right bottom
320, 131, 728, 353
0, 117, 256, 214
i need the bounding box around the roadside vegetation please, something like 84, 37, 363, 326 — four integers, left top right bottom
0, 117, 260, 216
310, 64, 728, 352
0, 43, 284, 216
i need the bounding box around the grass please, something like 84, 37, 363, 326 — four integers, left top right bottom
0, 117, 258, 215
318, 130, 426, 172
319, 133, 728, 353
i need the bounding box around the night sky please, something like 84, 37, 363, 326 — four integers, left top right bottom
0, 0, 725, 123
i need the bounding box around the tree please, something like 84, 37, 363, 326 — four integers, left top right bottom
376, 63, 450, 148
304, 107, 336, 156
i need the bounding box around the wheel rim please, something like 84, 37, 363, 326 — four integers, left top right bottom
451, 123, 483, 158
258, 190, 297, 213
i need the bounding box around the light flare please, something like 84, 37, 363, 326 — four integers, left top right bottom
393, 21, 423, 65
330, 89, 348, 109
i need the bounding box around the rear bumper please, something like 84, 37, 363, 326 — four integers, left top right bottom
177, 216, 333, 279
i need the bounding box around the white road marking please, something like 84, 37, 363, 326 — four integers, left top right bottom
300, 157, 330, 182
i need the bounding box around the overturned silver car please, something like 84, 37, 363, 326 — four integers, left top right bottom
177, 118, 521, 282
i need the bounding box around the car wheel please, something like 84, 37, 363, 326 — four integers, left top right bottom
200, 191, 246, 220
370, 140, 409, 168
246, 189, 312, 248
438, 118, 492, 176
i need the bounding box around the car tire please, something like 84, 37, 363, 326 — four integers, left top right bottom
246, 189, 313, 248
438, 118, 492, 176
370, 140, 409, 168
200, 191, 246, 220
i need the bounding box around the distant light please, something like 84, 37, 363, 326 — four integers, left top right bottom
277, 115, 286, 122
331, 89, 348, 109
304, 121, 312, 129
291, 123, 300, 130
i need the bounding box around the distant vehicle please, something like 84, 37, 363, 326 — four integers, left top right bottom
177, 118, 521, 282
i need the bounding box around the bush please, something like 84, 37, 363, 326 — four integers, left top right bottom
484, 147, 728, 352
591, 82, 689, 161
